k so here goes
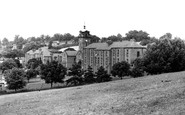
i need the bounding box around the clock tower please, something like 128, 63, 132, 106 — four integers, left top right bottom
78, 25, 91, 51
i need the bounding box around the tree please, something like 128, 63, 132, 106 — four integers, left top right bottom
45, 35, 51, 42
5, 68, 26, 91
90, 35, 100, 43
111, 61, 130, 79
130, 58, 145, 78
0, 59, 17, 73
2, 49, 24, 59
107, 35, 122, 42
125, 30, 150, 42
66, 62, 84, 86
96, 66, 111, 83
23, 42, 44, 53
26, 58, 42, 69
40, 61, 67, 88
14, 35, 25, 49
100, 34, 122, 43
159, 33, 172, 40
84, 66, 95, 84
13, 58, 23, 68
142, 36, 185, 74
2, 37, 9, 46
25, 69, 38, 82
63, 33, 75, 41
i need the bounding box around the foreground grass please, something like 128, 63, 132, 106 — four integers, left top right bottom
0, 72, 185, 115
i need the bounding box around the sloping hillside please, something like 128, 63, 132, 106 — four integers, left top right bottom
0, 72, 185, 115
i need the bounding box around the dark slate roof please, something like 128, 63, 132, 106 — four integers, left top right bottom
65, 51, 77, 56
85, 41, 146, 50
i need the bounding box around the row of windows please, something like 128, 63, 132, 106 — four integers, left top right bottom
84, 49, 142, 68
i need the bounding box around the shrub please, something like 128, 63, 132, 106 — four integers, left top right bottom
96, 66, 111, 83
84, 66, 95, 84
0, 59, 17, 73
5, 68, 26, 91
67, 62, 84, 86
111, 61, 130, 79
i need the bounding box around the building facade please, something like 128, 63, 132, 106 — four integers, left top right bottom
82, 41, 146, 74
61, 51, 77, 69
25, 47, 59, 64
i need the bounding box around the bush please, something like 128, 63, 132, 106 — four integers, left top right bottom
111, 61, 130, 79
5, 68, 26, 91
130, 67, 144, 78
0, 59, 17, 73
96, 66, 111, 83
84, 66, 95, 84
130, 58, 144, 78
67, 62, 84, 86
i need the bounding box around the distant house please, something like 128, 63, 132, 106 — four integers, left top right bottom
52, 41, 60, 47
61, 51, 77, 69
67, 40, 73, 45
49, 49, 62, 63
25, 49, 37, 63
39, 47, 52, 64
25, 46, 65, 64
12, 44, 17, 50
25, 47, 52, 64
0, 75, 7, 90
59, 41, 66, 46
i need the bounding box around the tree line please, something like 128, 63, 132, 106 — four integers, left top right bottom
0, 58, 112, 91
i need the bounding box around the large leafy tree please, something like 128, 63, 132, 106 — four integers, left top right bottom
124, 30, 154, 46
96, 66, 111, 83
0, 59, 17, 73
100, 34, 122, 43
5, 68, 26, 91
2, 49, 24, 59
14, 35, 25, 49
142, 36, 185, 74
111, 61, 130, 79
66, 62, 84, 86
40, 61, 67, 88
84, 66, 95, 84
2, 37, 9, 46
125, 30, 150, 42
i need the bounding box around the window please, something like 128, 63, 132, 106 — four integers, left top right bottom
117, 49, 119, 57
126, 49, 129, 57
137, 51, 140, 57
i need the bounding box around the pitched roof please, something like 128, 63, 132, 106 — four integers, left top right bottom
59, 46, 79, 52
65, 51, 77, 56
85, 43, 109, 50
85, 41, 146, 50
26, 50, 35, 54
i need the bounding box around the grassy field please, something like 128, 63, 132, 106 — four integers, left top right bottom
0, 77, 65, 94
0, 71, 185, 115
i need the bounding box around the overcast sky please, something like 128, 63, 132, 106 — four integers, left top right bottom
0, 0, 184, 41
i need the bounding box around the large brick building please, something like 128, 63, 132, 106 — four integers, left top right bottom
82, 41, 146, 74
